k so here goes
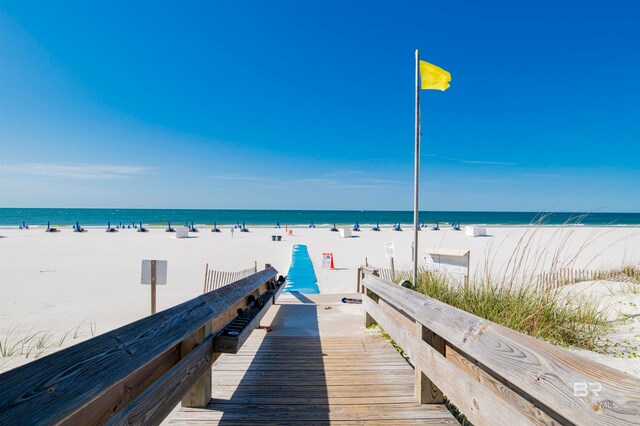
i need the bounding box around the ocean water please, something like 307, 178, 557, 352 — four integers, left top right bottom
284, 245, 320, 294
0, 208, 639, 227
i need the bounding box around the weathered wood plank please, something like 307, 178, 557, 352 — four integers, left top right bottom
445, 344, 560, 426
62, 344, 181, 425
181, 324, 213, 408
363, 275, 640, 425
176, 403, 456, 422
0, 267, 278, 425
171, 332, 456, 425
208, 395, 417, 405
211, 384, 414, 398
170, 421, 449, 426
364, 295, 534, 426
415, 322, 445, 404
107, 335, 215, 426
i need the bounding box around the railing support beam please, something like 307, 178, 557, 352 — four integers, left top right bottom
415, 322, 445, 404
181, 323, 213, 407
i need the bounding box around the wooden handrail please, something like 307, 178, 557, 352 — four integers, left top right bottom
0, 266, 278, 425
361, 271, 640, 426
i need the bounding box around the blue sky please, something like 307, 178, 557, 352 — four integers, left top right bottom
0, 1, 638, 211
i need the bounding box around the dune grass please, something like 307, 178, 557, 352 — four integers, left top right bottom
412, 270, 609, 350
0, 320, 96, 360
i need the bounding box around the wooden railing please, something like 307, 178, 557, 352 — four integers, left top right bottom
357, 265, 408, 291
203, 262, 258, 293
360, 268, 640, 426
0, 266, 279, 425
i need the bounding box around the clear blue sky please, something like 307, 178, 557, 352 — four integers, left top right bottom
1, 1, 638, 211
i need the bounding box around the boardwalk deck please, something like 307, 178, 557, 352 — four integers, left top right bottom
169, 294, 456, 425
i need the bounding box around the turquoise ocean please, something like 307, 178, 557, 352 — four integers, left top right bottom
1, 208, 639, 227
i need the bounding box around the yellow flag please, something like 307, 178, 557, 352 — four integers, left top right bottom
420, 60, 451, 91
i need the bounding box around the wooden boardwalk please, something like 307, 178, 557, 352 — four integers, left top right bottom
170, 295, 456, 425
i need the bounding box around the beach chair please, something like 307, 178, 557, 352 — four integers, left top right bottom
188, 222, 198, 232
393, 223, 402, 231
372, 222, 381, 231
166, 221, 175, 232
106, 221, 118, 233
241, 222, 249, 232
330, 223, 338, 232
45, 221, 59, 233
275, 221, 281, 229
432, 222, 440, 231
138, 222, 148, 233
212, 222, 221, 232
74, 221, 86, 232
353, 222, 360, 231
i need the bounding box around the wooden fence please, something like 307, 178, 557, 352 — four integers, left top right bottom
0, 267, 279, 425
203, 262, 258, 293
360, 269, 640, 425
357, 264, 409, 289
538, 268, 640, 287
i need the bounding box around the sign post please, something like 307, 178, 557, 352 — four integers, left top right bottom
385, 242, 396, 281
141, 260, 168, 315
151, 260, 156, 314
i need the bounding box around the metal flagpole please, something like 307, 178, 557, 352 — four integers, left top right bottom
413, 49, 421, 287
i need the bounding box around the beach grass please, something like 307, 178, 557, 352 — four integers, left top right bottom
412, 270, 609, 350
403, 220, 619, 351
0, 320, 96, 360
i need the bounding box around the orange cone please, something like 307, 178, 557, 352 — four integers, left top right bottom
330, 253, 335, 269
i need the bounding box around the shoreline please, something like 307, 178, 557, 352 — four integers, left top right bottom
4, 223, 640, 230
2, 208, 639, 228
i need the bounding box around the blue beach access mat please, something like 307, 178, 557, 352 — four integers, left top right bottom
284, 244, 320, 294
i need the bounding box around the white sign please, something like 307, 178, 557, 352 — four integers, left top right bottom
384, 242, 395, 258
141, 260, 168, 285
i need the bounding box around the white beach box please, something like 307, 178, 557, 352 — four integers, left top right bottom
176, 226, 188, 238
465, 226, 479, 237
465, 226, 487, 237
339, 228, 352, 238
424, 248, 470, 285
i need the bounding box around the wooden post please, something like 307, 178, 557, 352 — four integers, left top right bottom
254, 260, 258, 273
181, 323, 213, 407
365, 257, 368, 267
364, 289, 379, 328
203, 263, 209, 293
390, 257, 396, 282
151, 260, 157, 314
415, 322, 445, 404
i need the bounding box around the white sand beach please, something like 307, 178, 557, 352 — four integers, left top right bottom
1, 224, 639, 374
